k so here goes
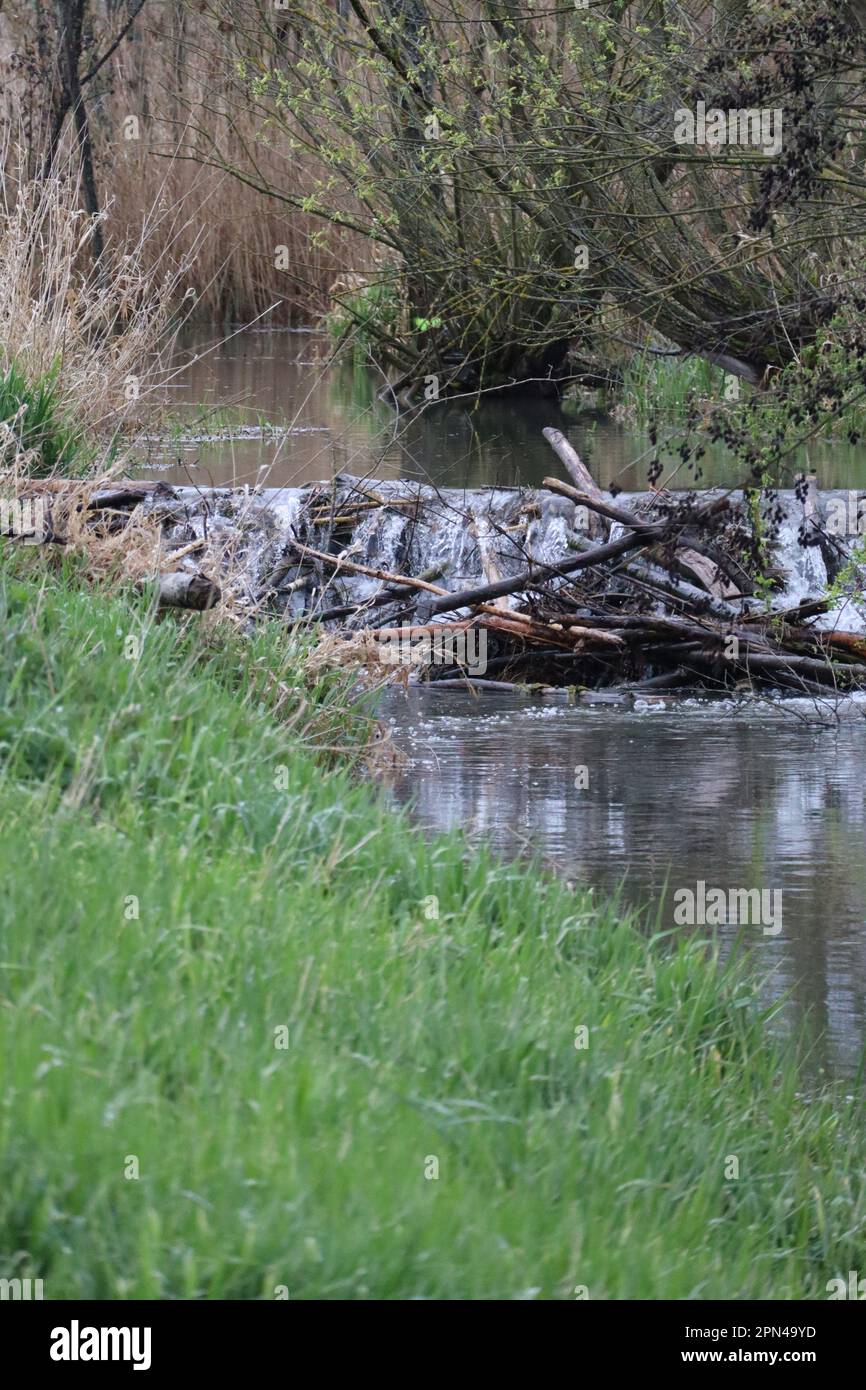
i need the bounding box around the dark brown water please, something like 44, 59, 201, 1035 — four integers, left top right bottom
140, 327, 866, 1077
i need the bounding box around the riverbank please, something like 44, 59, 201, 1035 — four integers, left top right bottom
1, 543, 865, 1299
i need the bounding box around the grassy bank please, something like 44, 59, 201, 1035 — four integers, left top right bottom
1, 547, 865, 1300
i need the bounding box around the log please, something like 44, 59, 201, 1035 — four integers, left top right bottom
567, 535, 743, 622
470, 512, 516, 609
425, 677, 522, 692
543, 476, 648, 532
626, 669, 693, 691
757, 596, 828, 625
672, 546, 742, 600
542, 429, 608, 503
542, 428, 608, 538
370, 620, 474, 639
158, 572, 221, 610
89, 482, 176, 510
682, 648, 847, 700
19, 479, 172, 509
290, 543, 449, 596
544, 476, 746, 599
785, 628, 866, 661
566, 625, 626, 646
427, 528, 658, 617
310, 566, 446, 623
734, 650, 866, 684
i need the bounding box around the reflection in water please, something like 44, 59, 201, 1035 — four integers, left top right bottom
139, 327, 866, 492
383, 691, 866, 1078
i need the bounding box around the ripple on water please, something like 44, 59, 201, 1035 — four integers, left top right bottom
381, 687, 866, 1078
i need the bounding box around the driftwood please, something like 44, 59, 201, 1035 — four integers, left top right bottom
543, 476, 747, 599
427, 527, 659, 616
288, 542, 448, 596
570, 536, 743, 623
11, 479, 221, 612
311, 566, 446, 623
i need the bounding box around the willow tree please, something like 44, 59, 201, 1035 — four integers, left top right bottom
189, 0, 866, 396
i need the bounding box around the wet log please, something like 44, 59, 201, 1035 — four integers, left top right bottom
542, 429, 608, 538
626, 669, 693, 691
289, 543, 448, 597
543, 476, 649, 533
158, 572, 221, 610
564, 625, 626, 647
672, 547, 743, 600
544, 476, 747, 598
470, 513, 516, 608
18, 479, 173, 509
567, 535, 744, 623
681, 648, 848, 700
425, 677, 523, 692
427, 527, 660, 618
785, 628, 866, 661
542, 429, 606, 501
733, 650, 866, 684
757, 596, 828, 625
311, 566, 446, 623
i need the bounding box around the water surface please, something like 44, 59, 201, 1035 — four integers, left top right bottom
139, 327, 866, 493
383, 690, 866, 1078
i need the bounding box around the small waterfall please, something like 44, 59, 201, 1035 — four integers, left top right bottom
145, 477, 866, 633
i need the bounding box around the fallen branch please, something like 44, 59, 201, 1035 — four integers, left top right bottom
542, 428, 609, 539
157, 572, 221, 610
427, 528, 658, 617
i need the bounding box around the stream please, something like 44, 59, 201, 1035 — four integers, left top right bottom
382, 689, 866, 1079
138, 327, 866, 1077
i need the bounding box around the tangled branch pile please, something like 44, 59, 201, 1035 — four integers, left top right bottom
15, 423, 866, 700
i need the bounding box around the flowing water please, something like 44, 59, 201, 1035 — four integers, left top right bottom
136, 327, 866, 1076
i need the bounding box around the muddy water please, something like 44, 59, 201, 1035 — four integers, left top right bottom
140, 327, 866, 492
383, 690, 866, 1078
141, 327, 866, 1077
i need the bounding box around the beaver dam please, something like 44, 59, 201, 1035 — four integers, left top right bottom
33, 428, 866, 699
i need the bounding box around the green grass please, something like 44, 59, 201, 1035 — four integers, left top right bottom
1, 547, 865, 1299
0, 359, 88, 477
614, 352, 728, 424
